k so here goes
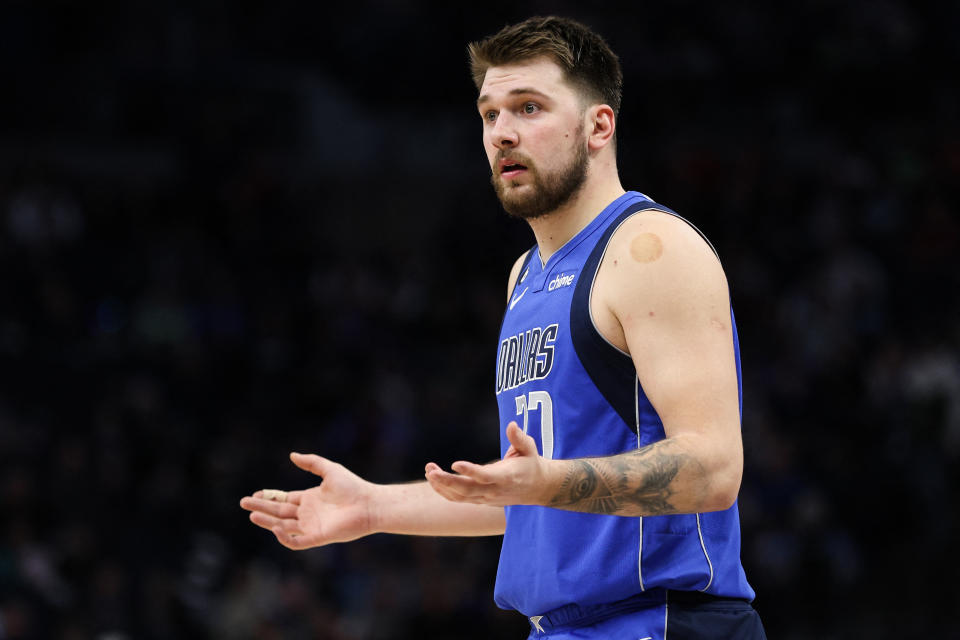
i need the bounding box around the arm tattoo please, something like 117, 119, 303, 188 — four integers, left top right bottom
554, 461, 621, 514
547, 441, 702, 516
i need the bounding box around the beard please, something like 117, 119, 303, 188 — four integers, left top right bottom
490, 131, 589, 220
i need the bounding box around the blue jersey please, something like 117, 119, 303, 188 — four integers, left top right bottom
493, 191, 755, 617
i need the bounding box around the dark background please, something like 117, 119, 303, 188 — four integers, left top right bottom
1, 1, 959, 638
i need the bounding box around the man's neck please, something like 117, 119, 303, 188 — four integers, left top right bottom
526, 176, 626, 264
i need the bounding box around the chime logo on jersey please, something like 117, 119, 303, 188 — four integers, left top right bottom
496, 324, 559, 394
548, 272, 576, 291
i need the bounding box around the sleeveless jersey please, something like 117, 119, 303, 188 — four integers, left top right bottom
492, 191, 755, 616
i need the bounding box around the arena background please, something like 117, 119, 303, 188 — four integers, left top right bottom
1, 2, 958, 638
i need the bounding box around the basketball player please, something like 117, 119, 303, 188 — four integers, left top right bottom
241, 16, 766, 639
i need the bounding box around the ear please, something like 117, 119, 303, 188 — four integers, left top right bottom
585, 104, 616, 152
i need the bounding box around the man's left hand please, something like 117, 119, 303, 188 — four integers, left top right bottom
425, 421, 556, 507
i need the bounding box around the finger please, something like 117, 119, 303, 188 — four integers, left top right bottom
248, 489, 303, 505
450, 460, 496, 483
506, 422, 538, 456
426, 463, 477, 491
248, 511, 278, 531
290, 452, 333, 478
261, 489, 306, 506
273, 515, 305, 537
249, 511, 304, 537
425, 469, 472, 500
427, 468, 492, 497
261, 489, 288, 502
240, 497, 299, 519
427, 475, 488, 504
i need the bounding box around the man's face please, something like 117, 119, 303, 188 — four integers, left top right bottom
477, 58, 589, 219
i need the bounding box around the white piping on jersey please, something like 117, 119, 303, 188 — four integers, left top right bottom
587, 207, 726, 358
636, 377, 645, 591
591, 204, 724, 599
667, 213, 722, 265
587, 214, 637, 358
663, 590, 670, 640
695, 513, 715, 591
638, 516, 645, 591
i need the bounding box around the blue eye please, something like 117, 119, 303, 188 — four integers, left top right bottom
523, 102, 539, 114
484, 110, 498, 122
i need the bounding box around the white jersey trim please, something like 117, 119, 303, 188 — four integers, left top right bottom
663, 590, 670, 640
695, 512, 715, 592
635, 377, 645, 591
586, 206, 725, 359
587, 213, 637, 358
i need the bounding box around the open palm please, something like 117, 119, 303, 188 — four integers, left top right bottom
240, 453, 374, 550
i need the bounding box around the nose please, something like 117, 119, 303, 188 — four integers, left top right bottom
490, 113, 518, 149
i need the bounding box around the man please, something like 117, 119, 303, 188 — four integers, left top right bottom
241, 16, 766, 639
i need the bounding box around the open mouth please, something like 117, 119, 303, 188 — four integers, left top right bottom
500, 162, 528, 178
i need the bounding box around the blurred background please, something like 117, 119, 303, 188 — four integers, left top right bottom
1, 1, 958, 638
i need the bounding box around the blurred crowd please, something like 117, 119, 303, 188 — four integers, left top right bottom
1, 2, 958, 638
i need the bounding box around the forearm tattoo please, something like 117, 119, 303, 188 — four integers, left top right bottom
547, 441, 703, 516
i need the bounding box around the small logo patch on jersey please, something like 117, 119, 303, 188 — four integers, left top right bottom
547, 272, 576, 292
509, 287, 528, 310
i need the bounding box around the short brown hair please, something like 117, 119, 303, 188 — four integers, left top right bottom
468, 16, 623, 116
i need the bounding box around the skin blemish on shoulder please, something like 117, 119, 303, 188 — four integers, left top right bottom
630, 233, 663, 263
710, 317, 727, 331
648, 311, 655, 317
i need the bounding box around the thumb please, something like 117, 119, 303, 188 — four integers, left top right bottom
505, 422, 539, 457
290, 452, 332, 478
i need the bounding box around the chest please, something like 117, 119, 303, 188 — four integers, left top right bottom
502, 253, 628, 358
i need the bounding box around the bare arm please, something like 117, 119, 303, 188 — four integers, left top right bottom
241, 453, 504, 550
543, 212, 743, 515
427, 212, 743, 516
371, 478, 505, 536
543, 438, 707, 516
242, 253, 538, 547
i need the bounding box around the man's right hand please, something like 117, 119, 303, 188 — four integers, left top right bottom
240, 452, 376, 550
